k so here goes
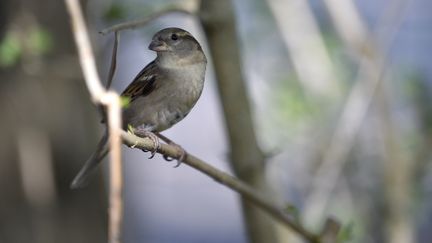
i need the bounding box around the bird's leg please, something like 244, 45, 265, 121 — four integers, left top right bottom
156, 133, 187, 167
134, 126, 160, 159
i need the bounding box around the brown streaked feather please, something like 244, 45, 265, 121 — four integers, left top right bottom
121, 60, 159, 101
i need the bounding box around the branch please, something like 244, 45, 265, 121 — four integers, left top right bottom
64, 1, 123, 243
100, 7, 196, 35
106, 95, 122, 243
120, 131, 321, 243
200, 2, 281, 241
66, 0, 320, 241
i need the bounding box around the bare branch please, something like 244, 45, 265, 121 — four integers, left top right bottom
100, 8, 196, 35
106, 93, 123, 243
106, 31, 119, 89
64, 0, 123, 243
65, 0, 104, 101
120, 131, 321, 243
66, 0, 322, 241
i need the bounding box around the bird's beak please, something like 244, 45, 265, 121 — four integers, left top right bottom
148, 39, 169, 52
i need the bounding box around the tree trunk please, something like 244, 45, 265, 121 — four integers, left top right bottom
200, 1, 279, 242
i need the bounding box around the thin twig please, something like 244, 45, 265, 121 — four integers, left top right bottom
106, 31, 119, 89
120, 131, 321, 243
64, 0, 123, 243
100, 8, 195, 35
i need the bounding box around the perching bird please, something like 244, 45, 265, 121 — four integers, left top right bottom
70, 27, 207, 189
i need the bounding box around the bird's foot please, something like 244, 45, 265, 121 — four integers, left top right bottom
163, 142, 187, 167
156, 133, 187, 167
134, 128, 160, 159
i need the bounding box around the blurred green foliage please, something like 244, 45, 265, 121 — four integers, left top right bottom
103, 3, 128, 21
273, 75, 317, 125
0, 27, 53, 68
337, 222, 354, 243
28, 28, 53, 56
0, 34, 21, 67
285, 204, 301, 223
268, 30, 354, 130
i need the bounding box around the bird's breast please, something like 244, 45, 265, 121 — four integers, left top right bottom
168, 63, 205, 104
153, 64, 206, 131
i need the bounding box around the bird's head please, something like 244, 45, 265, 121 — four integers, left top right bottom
149, 28, 202, 52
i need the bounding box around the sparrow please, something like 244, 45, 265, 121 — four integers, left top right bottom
70, 27, 207, 189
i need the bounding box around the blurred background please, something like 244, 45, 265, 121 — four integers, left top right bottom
0, 0, 431, 242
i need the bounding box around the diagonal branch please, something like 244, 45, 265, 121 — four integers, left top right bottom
120, 131, 321, 243
66, 0, 322, 241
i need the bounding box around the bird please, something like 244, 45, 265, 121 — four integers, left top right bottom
70, 27, 207, 189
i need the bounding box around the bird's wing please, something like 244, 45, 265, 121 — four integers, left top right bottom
121, 60, 159, 102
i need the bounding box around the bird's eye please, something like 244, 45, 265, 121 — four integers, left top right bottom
171, 33, 178, 41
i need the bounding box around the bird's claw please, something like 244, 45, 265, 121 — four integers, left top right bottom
163, 143, 187, 167
134, 128, 160, 159
146, 134, 160, 159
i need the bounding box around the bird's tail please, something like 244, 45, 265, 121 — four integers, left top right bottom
70, 132, 109, 189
